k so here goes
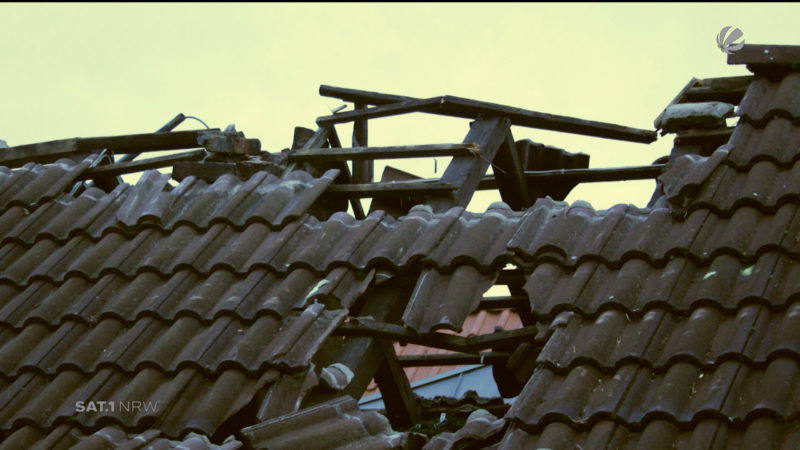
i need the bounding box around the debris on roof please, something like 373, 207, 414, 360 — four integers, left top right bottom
0, 42, 798, 449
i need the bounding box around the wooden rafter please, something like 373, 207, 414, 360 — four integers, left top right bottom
319, 84, 657, 143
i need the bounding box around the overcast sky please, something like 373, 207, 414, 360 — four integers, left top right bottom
1, 3, 797, 211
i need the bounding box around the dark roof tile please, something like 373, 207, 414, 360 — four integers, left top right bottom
737, 73, 800, 124
0, 305, 346, 377
0, 367, 277, 437
535, 301, 800, 372
505, 358, 800, 429
0, 168, 337, 247
500, 418, 800, 450
402, 266, 496, 333
240, 396, 414, 450
2, 425, 243, 450
0, 159, 89, 216
524, 251, 799, 318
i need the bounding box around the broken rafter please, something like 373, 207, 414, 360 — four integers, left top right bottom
427, 115, 511, 212
397, 352, 510, 367
0, 129, 215, 169
317, 97, 443, 125
116, 113, 188, 164
466, 164, 665, 190
334, 321, 542, 354
324, 180, 456, 198
78, 149, 206, 179
288, 143, 479, 162
319, 85, 657, 143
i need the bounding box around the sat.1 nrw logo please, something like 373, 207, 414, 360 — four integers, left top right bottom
717, 26, 745, 54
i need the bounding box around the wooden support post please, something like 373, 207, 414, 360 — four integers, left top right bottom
300, 275, 417, 409
427, 116, 511, 212
281, 127, 330, 177
326, 127, 366, 220
351, 103, 373, 184
373, 340, 422, 428
491, 130, 531, 209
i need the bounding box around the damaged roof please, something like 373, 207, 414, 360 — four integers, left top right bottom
0, 43, 798, 449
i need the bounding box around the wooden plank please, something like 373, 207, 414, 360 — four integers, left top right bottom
352, 103, 373, 184
0, 129, 214, 169
427, 116, 511, 212
316, 97, 443, 125
728, 44, 800, 65
320, 84, 410, 106
281, 127, 330, 177
491, 130, 530, 209
335, 321, 471, 353
465, 325, 541, 350
325, 180, 456, 198
373, 341, 422, 428
79, 149, 206, 179
682, 76, 753, 104
471, 164, 665, 190
335, 321, 541, 353
326, 126, 366, 220
319, 85, 657, 143
522, 164, 665, 182
439, 96, 657, 143
117, 113, 187, 164
477, 296, 528, 310
397, 352, 509, 367
288, 143, 476, 162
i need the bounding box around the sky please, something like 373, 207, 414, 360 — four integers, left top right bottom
1, 3, 798, 212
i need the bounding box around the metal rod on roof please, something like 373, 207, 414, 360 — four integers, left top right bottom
116, 113, 187, 164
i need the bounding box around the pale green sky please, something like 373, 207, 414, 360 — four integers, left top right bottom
1, 3, 797, 210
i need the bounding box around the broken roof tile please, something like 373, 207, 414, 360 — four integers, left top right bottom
240, 396, 416, 450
